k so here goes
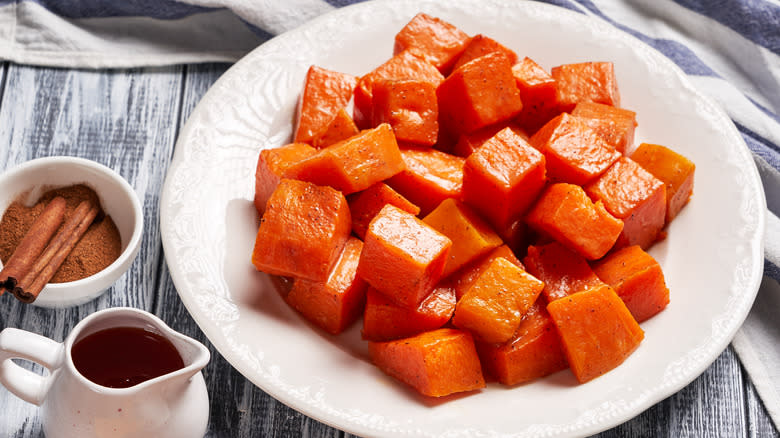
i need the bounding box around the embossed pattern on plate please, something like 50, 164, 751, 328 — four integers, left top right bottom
160, 1, 765, 436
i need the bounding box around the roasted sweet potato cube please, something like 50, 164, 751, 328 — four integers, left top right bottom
314, 108, 359, 148
393, 13, 470, 74
551, 61, 620, 112
530, 113, 621, 186
293, 66, 357, 145
523, 242, 605, 302
437, 52, 523, 136
362, 285, 456, 341
451, 245, 524, 300
453, 257, 544, 343
372, 79, 438, 146
354, 49, 444, 128
512, 57, 560, 133
285, 123, 405, 195
423, 198, 503, 278
526, 183, 623, 260
286, 237, 368, 334
630, 143, 695, 224
571, 102, 637, 154
451, 34, 518, 71
358, 205, 452, 308
476, 301, 568, 385
585, 157, 667, 249
348, 182, 420, 239
547, 284, 644, 383
254, 143, 317, 215
452, 122, 528, 158
386, 147, 464, 216
592, 245, 670, 322
368, 328, 485, 397
463, 127, 546, 230
252, 179, 351, 281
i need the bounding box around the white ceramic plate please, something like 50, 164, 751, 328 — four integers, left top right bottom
160, 1, 766, 436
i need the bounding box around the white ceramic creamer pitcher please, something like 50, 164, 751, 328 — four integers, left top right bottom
0, 307, 210, 438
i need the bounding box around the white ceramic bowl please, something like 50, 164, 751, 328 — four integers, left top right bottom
0, 157, 143, 308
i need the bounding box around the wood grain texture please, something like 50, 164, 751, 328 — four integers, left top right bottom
743, 365, 780, 437
0, 62, 7, 108
0, 63, 183, 437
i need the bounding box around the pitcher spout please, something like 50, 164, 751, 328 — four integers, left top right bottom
163, 331, 210, 383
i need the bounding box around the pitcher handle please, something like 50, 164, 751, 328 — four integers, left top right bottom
0, 327, 64, 406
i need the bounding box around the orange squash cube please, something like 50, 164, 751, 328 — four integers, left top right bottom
393, 13, 470, 74
551, 61, 620, 112
293, 66, 357, 145
453, 257, 544, 343
452, 122, 528, 158
347, 182, 420, 239
354, 49, 444, 128
314, 108, 359, 148
252, 179, 351, 281
254, 143, 316, 215
592, 245, 670, 322
512, 57, 560, 133
386, 147, 465, 215
437, 52, 523, 136
368, 328, 486, 397
451, 245, 524, 300
585, 157, 667, 249
571, 102, 637, 154
530, 113, 621, 186
357, 205, 452, 308
285, 123, 405, 195
523, 242, 605, 302
463, 127, 546, 230
476, 301, 568, 385
526, 183, 623, 260
286, 237, 368, 334
451, 34, 518, 72
372, 79, 438, 146
547, 284, 644, 383
362, 285, 456, 341
630, 143, 695, 224
422, 198, 503, 278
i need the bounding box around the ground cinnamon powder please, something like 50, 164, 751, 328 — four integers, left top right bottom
0, 184, 122, 283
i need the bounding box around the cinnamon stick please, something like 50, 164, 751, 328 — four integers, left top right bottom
0, 197, 67, 295
12, 200, 99, 303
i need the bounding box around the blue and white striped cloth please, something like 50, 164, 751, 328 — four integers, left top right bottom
1, 0, 778, 428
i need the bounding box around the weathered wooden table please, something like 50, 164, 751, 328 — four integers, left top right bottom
0, 61, 776, 437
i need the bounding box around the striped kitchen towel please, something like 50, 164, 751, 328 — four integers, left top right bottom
1, 0, 778, 429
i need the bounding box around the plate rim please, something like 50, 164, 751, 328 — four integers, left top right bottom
160, 0, 767, 436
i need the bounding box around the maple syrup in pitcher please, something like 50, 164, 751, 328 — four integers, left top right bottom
71, 327, 185, 388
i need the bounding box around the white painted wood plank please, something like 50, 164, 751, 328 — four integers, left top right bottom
153, 63, 344, 438
744, 367, 780, 437
0, 63, 183, 437
0, 62, 7, 107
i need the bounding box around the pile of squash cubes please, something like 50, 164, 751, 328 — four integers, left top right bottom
251, 13, 696, 397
